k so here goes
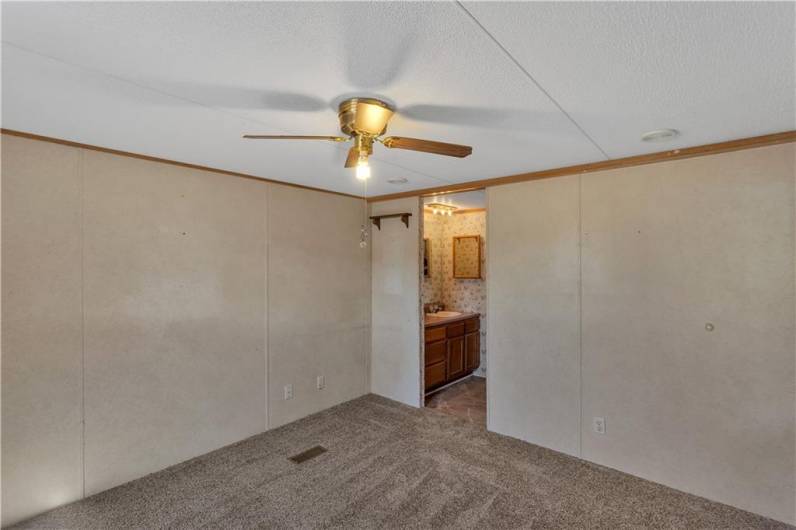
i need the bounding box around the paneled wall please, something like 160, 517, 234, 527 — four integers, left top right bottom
1, 134, 370, 526
1, 138, 85, 525
487, 143, 796, 524
487, 177, 581, 454
4, 131, 794, 526
268, 185, 370, 428
81, 150, 268, 495
370, 197, 422, 407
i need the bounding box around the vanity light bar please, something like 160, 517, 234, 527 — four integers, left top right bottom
426, 202, 457, 216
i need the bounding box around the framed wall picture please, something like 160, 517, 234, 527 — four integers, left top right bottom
453, 235, 481, 279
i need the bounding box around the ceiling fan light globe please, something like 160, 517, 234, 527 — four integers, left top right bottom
356, 164, 371, 181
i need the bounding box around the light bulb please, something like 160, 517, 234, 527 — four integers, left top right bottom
357, 159, 370, 180
355, 154, 370, 180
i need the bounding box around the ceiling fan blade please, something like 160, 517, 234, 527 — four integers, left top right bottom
381, 137, 472, 158
344, 147, 360, 168
143, 82, 328, 112
242, 135, 348, 142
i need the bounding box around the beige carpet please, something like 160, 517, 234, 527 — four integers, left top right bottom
13, 394, 792, 529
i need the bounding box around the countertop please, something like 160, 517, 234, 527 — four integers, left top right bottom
424, 312, 479, 328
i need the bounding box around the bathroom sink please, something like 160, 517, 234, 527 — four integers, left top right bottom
430, 311, 461, 317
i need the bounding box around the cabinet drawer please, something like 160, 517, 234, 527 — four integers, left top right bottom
465, 318, 479, 333
446, 322, 465, 338
425, 340, 446, 366
425, 326, 446, 343
425, 361, 447, 390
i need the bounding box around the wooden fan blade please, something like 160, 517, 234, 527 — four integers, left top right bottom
242, 135, 348, 142
344, 147, 360, 168
381, 137, 472, 158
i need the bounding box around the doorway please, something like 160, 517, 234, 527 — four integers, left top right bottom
420, 190, 487, 428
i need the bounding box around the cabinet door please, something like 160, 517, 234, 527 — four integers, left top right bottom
425, 361, 446, 391
448, 336, 465, 380
465, 332, 480, 371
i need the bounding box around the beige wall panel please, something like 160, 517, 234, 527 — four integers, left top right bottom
267, 184, 370, 428
370, 197, 422, 407
82, 151, 267, 494
1, 136, 84, 526
486, 177, 581, 455
580, 144, 796, 524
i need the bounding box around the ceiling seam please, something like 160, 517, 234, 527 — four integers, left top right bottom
2, 40, 454, 190
455, 2, 611, 160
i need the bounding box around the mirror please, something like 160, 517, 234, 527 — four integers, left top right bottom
453, 235, 481, 279
423, 238, 431, 277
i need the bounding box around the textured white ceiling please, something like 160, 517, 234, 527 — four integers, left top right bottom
462, 2, 796, 158
2, 2, 793, 197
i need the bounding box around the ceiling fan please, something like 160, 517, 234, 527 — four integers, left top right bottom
243, 97, 473, 180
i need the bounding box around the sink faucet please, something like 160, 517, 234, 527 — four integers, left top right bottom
425, 302, 444, 314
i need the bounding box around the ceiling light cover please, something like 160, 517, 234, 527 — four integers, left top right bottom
641, 129, 680, 142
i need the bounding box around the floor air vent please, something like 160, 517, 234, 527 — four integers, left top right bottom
288, 445, 327, 464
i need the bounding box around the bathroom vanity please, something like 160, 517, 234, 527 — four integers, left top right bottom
424, 312, 480, 393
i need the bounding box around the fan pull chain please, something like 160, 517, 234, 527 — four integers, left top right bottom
359, 176, 369, 248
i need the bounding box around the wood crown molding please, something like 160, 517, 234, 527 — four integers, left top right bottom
0, 128, 365, 200
370, 130, 796, 202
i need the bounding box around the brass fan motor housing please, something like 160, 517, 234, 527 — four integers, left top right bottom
338, 98, 394, 138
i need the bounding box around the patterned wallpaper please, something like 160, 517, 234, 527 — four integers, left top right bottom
422, 210, 487, 377
422, 213, 445, 304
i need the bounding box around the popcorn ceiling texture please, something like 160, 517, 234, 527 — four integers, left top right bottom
6, 3, 792, 196
423, 210, 486, 376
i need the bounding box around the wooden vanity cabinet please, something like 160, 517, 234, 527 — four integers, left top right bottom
424, 316, 480, 393
447, 336, 465, 380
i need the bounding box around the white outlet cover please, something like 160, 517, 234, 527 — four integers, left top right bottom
316, 376, 325, 390
593, 417, 606, 434
284, 384, 293, 400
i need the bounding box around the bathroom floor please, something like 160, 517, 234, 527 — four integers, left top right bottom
425, 376, 486, 428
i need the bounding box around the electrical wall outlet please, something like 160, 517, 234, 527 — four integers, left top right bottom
284, 384, 293, 400
316, 375, 325, 390
593, 417, 606, 434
